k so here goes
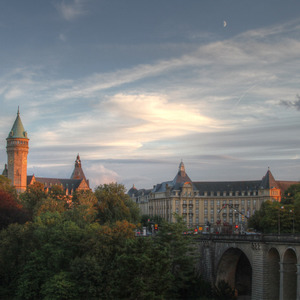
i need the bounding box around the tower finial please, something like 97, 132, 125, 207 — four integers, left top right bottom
17, 106, 20, 115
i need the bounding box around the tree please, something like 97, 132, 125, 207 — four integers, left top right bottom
14, 213, 86, 300
94, 183, 140, 224
248, 200, 298, 234
156, 215, 201, 299
19, 182, 47, 219
0, 189, 28, 229
35, 196, 69, 217
0, 175, 17, 198
66, 190, 98, 226
282, 183, 300, 205
112, 237, 172, 300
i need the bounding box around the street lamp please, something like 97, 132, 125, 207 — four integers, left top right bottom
278, 206, 284, 235
290, 209, 295, 234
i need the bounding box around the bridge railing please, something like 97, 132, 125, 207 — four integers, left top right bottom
196, 233, 300, 243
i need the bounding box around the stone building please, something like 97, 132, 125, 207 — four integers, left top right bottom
2, 109, 90, 194
128, 161, 299, 228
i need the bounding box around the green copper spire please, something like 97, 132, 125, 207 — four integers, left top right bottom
7, 107, 29, 139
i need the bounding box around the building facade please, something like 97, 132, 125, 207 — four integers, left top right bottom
128, 162, 299, 228
2, 109, 90, 194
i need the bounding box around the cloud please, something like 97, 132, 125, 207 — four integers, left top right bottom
280, 95, 300, 111
102, 93, 222, 132
4, 88, 24, 100
28, 93, 222, 162
56, 0, 87, 21
59, 33, 66, 42
86, 163, 120, 189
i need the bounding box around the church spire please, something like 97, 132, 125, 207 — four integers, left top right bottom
178, 160, 186, 177
70, 154, 87, 180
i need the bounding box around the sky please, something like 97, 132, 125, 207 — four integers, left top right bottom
0, 0, 300, 191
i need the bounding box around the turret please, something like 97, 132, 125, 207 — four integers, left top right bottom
6, 108, 29, 193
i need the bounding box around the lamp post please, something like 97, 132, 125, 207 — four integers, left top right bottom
290, 209, 295, 234
278, 206, 284, 235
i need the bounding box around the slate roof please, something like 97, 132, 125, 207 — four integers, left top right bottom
276, 181, 300, 193
27, 175, 86, 194
128, 184, 138, 197
2, 164, 8, 177
260, 169, 279, 189
70, 154, 87, 181
7, 108, 28, 139
152, 181, 173, 193
193, 180, 261, 194
172, 161, 193, 190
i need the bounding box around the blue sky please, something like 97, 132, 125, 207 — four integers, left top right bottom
1, 0, 300, 190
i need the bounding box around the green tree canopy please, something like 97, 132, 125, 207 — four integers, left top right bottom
94, 183, 140, 225
281, 183, 300, 205
248, 200, 298, 234
19, 181, 47, 219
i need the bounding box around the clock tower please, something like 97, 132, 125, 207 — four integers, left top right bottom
6, 108, 29, 193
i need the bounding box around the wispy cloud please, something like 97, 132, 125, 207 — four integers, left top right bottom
56, 0, 88, 21
59, 33, 67, 42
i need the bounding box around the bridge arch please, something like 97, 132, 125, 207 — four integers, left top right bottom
281, 247, 297, 300
216, 247, 252, 297
267, 247, 280, 300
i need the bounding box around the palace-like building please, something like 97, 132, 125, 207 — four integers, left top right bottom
128, 161, 299, 227
2, 109, 90, 194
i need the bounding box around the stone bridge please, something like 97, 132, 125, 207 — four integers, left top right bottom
196, 234, 300, 300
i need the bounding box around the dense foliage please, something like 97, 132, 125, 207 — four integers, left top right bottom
0, 181, 211, 299
248, 183, 300, 233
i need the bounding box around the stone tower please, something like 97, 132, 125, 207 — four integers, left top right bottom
6, 108, 29, 193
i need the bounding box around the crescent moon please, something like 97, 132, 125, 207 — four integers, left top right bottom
223, 21, 227, 27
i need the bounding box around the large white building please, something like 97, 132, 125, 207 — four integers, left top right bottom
128, 162, 298, 228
